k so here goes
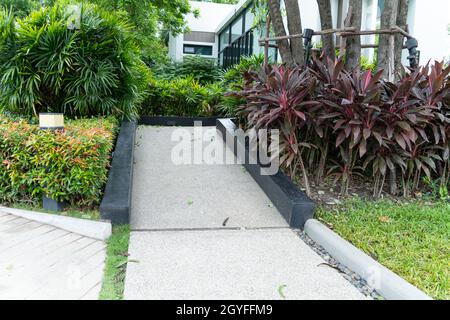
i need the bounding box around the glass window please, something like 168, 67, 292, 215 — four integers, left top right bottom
245, 10, 255, 32
183, 44, 213, 56
219, 30, 230, 51
231, 17, 243, 42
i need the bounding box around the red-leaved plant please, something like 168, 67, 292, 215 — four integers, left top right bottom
237, 65, 319, 196
236, 56, 450, 198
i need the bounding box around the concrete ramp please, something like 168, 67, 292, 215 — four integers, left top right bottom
124, 126, 365, 300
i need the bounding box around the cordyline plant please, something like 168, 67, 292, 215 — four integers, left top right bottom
236, 54, 450, 199
312, 57, 385, 195
237, 65, 319, 196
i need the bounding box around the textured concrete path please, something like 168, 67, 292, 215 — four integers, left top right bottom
124, 126, 365, 300
0, 211, 106, 300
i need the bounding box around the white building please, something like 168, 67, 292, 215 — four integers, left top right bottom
168, 1, 236, 62
168, 0, 450, 67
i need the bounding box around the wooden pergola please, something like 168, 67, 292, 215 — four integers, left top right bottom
259, 9, 418, 81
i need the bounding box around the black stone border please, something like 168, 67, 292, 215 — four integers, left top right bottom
100, 120, 136, 225
139, 116, 219, 127
216, 118, 315, 229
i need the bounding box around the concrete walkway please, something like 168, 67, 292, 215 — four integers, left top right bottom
0, 211, 106, 300
124, 126, 365, 300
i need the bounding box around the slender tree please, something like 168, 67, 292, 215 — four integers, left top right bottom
285, 0, 304, 65
316, 0, 335, 61
377, 0, 399, 80
394, 0, 409, 76
267, 0, 294, 65
344, 0, 362, 71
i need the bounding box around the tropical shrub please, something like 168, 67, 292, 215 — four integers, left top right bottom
0, 0, 38, 17
152, 56, 222, 85
141, 76, 222, 117
143, 55, 265, 117
236, 57, 450, 199
0, 115, 117, 206
219, 55, 265, 117
237, 64, 319, 195
221, 54, 265, 87
0, 3, 151, 119
360, 55, 377, 72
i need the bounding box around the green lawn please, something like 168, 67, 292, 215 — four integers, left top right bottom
316, 198, 450, 300
99, 225, 131, 300
10, 203, 100, 221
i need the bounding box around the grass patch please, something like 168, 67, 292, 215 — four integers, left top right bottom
99, 225, 131, 300
9, 203, 100, 221
316, 198, 450, 300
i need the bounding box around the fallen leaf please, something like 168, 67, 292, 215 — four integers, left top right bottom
278, 284, 287, 299
378, 216, 391, 223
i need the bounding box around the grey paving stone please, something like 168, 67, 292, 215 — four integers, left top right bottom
0, 214, 106, 300
131, 126, 288, 230
124, 229, 366, 300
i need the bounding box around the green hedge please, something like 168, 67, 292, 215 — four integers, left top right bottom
0, 115, 118, 206
141, 55, 265, 117
141, 76, 224, 117
152, 55, 222, 85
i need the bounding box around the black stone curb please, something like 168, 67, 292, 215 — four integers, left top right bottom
100, 120, 136, 225
216, 118, 315, 229
139, 116, 219, 126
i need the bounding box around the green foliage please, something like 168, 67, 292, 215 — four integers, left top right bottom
100, 225, 130, 300
360, 55, 377, 71
203, 0, 240, 3
423, 176, 449, 201
152, 56, 222, 85
13, 202, 100, 220
222, 54, 265, 87
91, 0, 194, 64
0, 0, 37, 17
142, 76, 222, 117
0, 3, 151, 118
317, 198, 450, 300
219, 54, 265, 117
0, 115, 118, 206
143, 54, 266, 117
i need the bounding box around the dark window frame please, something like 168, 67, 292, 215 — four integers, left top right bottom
217, 1, 277, 68
183, 44, 213, 56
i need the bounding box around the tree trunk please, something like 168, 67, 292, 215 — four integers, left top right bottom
285, 0, 304, 65
394, 0, 409, 78
377, 0, 399, 80
344, 0, 362, 71
317, 0, 335, 61
268, 0, 294, 65
389, 168, 397, 195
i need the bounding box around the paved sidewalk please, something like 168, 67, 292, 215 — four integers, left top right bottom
124, 126, 366, 300
0, 211, 106, 300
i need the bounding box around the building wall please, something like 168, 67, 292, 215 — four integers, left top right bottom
168, 1, 235, 62
405, 0, 450, 64
287, 0, 450, 65
170, 0, 450, 66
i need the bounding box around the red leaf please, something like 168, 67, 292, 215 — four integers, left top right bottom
395, 133, 406, 150
363, 128, 371, 140
336, 132, 346, 147
386, 126, 394, 139
294, 110, 306, 121
359, 139, 367, 158
373, 131, 383, 146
